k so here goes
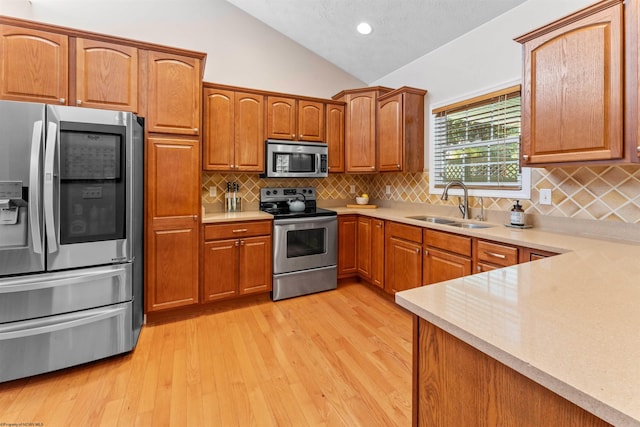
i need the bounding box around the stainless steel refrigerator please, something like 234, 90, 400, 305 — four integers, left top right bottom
0, 100, 144, 383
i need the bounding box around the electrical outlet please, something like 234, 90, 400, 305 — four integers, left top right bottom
350, 185, 356, 194
539, 189, 552, 205
209, 187, 217, 197
385, 185, 391, 195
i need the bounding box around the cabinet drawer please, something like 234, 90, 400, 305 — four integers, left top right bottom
204, 220, 272, 241
424, 229, 471, 257
386, 221, 422, 244
477, 240, 519, 267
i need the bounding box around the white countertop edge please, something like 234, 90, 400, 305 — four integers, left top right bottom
395, 293, 640, 427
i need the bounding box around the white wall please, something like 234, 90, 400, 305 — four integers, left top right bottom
0, 0, 365, 98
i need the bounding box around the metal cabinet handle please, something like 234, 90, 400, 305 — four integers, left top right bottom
232, 229, 248, 233
637, 146, 640, 153
77, 100, 82, 105
240, 241, 245, 246
396, 164, 400, 169
234, 241, 240, 247
194, 128, 199, 133
477, 266, 482, 272
522, 154, 529, 161
424, 249, 429, 256
193, 215, 198, 221
59, 98, 65, 104
371, 166, 375, 169
415, 248, 420, 254
485, 251, 506, 259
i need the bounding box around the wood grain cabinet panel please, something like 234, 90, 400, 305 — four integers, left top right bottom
235, 91, 265, 171
516, 0, 624, 165
75, 38, 138, 112
202, 222, 272, 302
370, 219, 385, 289
326, 102, 345, 172
146, 137, 200, 312
267, 96, 324, 142
147, 51, 201, 135
415, 318, 611, 426
356, 216, 372, 279
0, 25, 68, 104
377, 87, 426, 172
384, 221, 422, 294
338, 215, 358, 278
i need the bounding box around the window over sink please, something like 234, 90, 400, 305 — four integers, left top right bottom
429, 81, 531, 199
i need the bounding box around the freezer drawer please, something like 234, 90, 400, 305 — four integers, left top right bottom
0, 264, 132, 323
0, 302, 132, 383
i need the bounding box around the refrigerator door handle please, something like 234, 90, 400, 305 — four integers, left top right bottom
43, 121, 58, 254
0, 304, 128, 340
29, 121, 44, 254
0, 267, 127, 294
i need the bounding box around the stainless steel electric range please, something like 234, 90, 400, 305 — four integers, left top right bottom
260, 187, 337, 301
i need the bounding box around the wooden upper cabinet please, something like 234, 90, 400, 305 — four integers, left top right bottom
267, 96, 296, 140
298, 99, 324, 141
75, 38, 138, 112
266, 96, 324, 141
147, 51, 201, 135
235, 91, 265, 171
326, 102, 345, 172
203, 87, 264, 172
203, 88, 234, 170
334, 87, 391, 173
377, 87, 426, 172
0, 25, 68, 104
516, 0, 624, 165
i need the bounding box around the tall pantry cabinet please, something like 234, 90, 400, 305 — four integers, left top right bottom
145, 51, 204, 312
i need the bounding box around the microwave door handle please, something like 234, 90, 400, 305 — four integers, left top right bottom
316, 153, 320, 173
43, 122, 58, 254
29, 121, 43, 254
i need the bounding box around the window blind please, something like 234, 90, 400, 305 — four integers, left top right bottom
432, 86, 522, 189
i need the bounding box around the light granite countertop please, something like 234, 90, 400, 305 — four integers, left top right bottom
202, 205, 640, 425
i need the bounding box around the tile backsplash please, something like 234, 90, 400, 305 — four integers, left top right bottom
203, 165, 640, 223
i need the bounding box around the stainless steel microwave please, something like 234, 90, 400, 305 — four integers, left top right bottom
263, 140, 328, 178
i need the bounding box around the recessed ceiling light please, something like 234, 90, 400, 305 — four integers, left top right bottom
357, 22, 372, 35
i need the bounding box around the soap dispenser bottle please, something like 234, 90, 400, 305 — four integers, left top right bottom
510, 200, 525, 226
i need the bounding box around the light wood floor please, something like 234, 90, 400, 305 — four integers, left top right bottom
0, 281, 413, 426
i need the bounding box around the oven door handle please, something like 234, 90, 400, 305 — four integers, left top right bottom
274, 216, 336, 226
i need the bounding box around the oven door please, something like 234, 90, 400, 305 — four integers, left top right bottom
273, 216, 337, 274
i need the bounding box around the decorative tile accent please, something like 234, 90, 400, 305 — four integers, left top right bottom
202, 164, 640, 223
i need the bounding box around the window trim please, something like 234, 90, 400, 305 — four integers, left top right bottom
429, 79, 531, 200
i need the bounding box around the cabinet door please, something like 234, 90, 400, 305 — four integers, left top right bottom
326, 103, 345, 172
338, 215, 358, 278
75, 38, 138, 112
370, 219, 385, 289
423, 247, 471, 285
519, 2, 623, 164
345, 92, 377, 172
203, 239, 239, 301
147, 219, 199, 311
146, 137, 200, 311
239, 236, 272, 295
298, 100, 324, 141
147, 51, 200, 135
0, 25, 68, 104
267, 96, 296, 140
384, 236, 422, 294
356, 217, 372, 279
203, 88, 234, 170
235, 91, 265, 172
377, 92, 403, 171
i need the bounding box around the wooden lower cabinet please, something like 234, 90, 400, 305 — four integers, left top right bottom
414, 317, 610, 426
423, 229, 472, 285
202, 221, 272, 302
384, 221, 422, 294
521, 247, 559, 262
356, 217, 385, 288
147, 218, 199, 311
474, 239, 520, 273
338, 215, 358, 278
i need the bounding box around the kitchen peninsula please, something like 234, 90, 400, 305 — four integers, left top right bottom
369, 210, 640, 426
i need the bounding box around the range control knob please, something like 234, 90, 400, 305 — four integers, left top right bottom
273, 189, 278, 195
266, 191, 271, 196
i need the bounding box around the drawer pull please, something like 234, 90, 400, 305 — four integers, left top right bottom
485, 251, 506, 259
424, 249, 429, 256
232, 229, 248, 233
415, 248, 420, 254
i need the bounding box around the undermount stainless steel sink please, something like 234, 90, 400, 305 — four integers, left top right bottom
405, 215, 458, 224
448, 222, 493, 229
406, 216, 494, 229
